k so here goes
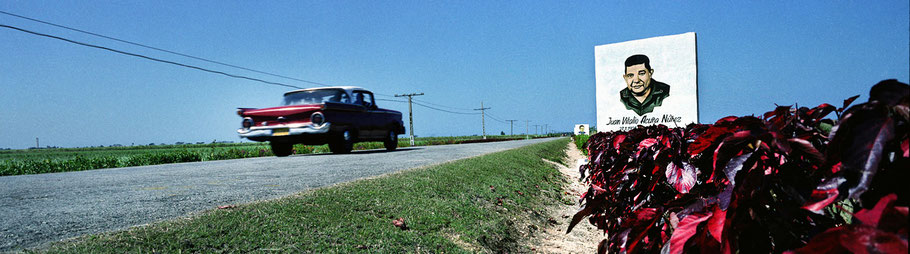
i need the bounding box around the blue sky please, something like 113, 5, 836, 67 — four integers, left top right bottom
1, 1, 908, 149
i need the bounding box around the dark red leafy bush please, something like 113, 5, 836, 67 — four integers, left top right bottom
569, 80, 909, 253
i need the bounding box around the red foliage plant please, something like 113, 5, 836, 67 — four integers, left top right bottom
568, 80, 909, 254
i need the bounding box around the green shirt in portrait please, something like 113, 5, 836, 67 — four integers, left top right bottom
619, 80, 670, 116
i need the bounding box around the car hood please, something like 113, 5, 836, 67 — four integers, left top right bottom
242, 104, 322, 117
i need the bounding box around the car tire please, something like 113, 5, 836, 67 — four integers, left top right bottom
329, 130, 354, 154
384, 130, 398, 151
270, 142, 293, 157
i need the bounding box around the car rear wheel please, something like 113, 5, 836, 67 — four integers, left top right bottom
270, 142, 293, 157
329, 130, 354, 154
384, 130, 398, 151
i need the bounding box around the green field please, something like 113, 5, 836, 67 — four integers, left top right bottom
1, 135, 545, 176
33, 138, 571, 253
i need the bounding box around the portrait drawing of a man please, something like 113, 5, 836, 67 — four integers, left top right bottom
619, 54, 670, 116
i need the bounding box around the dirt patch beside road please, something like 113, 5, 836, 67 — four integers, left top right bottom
532, 140, 603, 253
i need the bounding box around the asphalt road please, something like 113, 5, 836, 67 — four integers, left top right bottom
0, 137, 559, 251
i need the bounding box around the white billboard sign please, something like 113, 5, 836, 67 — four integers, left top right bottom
574, 124, 590, 135
595, 32, 698, 132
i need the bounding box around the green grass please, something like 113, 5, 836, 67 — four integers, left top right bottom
1, 135, 547, 176
34, 138, 571, 253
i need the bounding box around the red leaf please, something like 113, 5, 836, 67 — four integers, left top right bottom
830, 162, 842, 174
639, 138, 658, 149
806, 103, 836, 123
614, 134, 627, 150
827, 102, 895, 200
626, 208, 662, 252
597, 239, 609, 254
689, 125, 735, 156
902, 139, 909, 157
715, 116, 738, 125
763, 106, 791, 120
840, 95, 860, 112
792, 224, 907, 254
706, 205, 726, 243
855, 193, 897, 227
802, 177, 844, 212
666, 162, 697, 194
723, 152, 753, 188
568, 188, 605, 234
667, 212, 713, 254
788, 138, 825, 163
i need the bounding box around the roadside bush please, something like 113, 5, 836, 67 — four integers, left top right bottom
143, 150, 203, 165
570, 80, 909, 253
574, 134, 590, 155
291, 145, 315, 155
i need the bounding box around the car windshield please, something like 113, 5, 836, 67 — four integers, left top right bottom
282, 89, 350, 105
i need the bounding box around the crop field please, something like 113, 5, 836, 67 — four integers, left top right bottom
0, 135, 544, 176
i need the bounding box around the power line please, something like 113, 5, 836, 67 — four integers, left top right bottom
0, 10, 333, 87
0, 23, 303, 90
0, 12, 506, 117
0, 11, 436, 98
484, 112, 509, 124
380, 98, 480, 115
0, 22, 484, 115
412, 98, 475, 111
411, 101, 481, 115
376, 98, 407, 103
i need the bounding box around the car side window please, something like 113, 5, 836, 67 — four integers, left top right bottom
354, 92, 364, 105
330, 91, 351, 104
362, 93, 374, 108
352, 91, 374, 108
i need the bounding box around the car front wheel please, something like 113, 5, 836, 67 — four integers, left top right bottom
270, 142, 293, 157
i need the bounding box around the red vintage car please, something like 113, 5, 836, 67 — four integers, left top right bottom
237, 86, 405, 156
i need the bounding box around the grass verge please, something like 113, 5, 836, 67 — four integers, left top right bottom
34, 138, 571, 253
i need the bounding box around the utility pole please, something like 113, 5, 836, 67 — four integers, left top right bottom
395, 93, 424, 146
525, 120, 530, 139
36, 137, 39, 149
544, 124, 549, 136
533, 125, 540, 136
506, 120, 517, 135
474, 101, 491, 139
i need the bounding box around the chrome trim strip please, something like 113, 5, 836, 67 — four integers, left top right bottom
238, 123, 331, 138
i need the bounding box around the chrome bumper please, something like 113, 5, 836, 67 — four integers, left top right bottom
237, 123, 331, 138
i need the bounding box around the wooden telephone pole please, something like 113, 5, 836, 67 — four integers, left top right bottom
474, 101, 491, 139
395, 93, 424, 145
525, 120, 531, 139
506, 120, 517, 135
